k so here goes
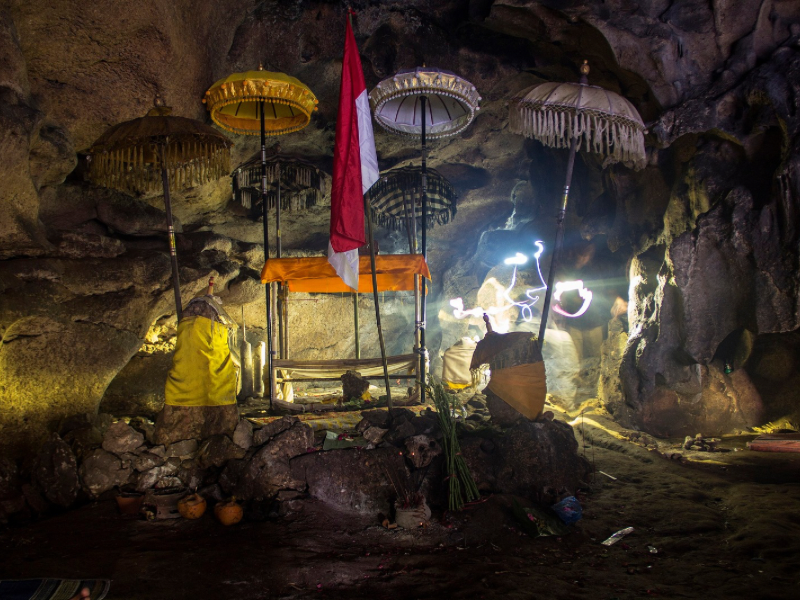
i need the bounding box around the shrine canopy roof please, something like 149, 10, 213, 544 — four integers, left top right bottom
261, 254, 430, 294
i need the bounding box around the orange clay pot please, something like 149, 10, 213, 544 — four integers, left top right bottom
177, 493, 207, 520
214, 497, 243, 526
115, 491, 144, 516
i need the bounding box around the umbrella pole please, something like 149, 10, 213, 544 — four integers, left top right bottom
401, 193, 421, 399
261, 102, 275, 408
364, 196, 393, 409
276, 166, 285, 360
537, 135, 579, 347
159, 145, 183, 321
419, 95, 428, 403
353, 293, 360, 359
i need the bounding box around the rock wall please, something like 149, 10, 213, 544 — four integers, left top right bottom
1, 0, 799, 454
619, 45, 800, 436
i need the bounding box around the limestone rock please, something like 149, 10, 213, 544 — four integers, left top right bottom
359, 409, 390, 429
154, 405, 239, 446
165, 439, 198, 460
62, 425, 103, 461
79, 449, 133, 497
132, 452, 165, 472
635, 365, 765, 438
129, 417, 156, 445
460, 419, 591, 504
96, 194, 179, 237
232, 419, 254, 450
404, 435, 442, 469
195, 435, 246, 469
362, 426, 388, 445
236, 422, 313, 501
94, 413, 114, 435
341, 370, 369, 400
0, 457, 24, 515
290, 447, 406, 514
135, 458, 181, 492
155, 476, 184, 490
598, 318, 629, 418
32, 433, 79, 507
102, 421, 145, 455
485, 391, 525, 427
0, 317, 142, 458
197, 483, 224, 503
252, 416, 298, 446
411, 412, 439, 435
52, 232, 125, 259
384, 417, 416, 446
22, 483, 49, 514
218, 458, 248, 495
176, 462, 205, 490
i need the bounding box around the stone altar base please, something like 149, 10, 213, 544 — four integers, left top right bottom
154, 405, 239, 446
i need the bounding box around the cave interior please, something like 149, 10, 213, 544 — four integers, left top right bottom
1, 1, 799, 599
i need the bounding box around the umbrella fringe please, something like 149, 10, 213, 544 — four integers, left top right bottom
88, 142, 230, 195
232, 157, 326, 213
365, 166, 458, 230
510, 101, 646, 170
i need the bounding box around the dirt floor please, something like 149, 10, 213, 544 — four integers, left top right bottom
1, 408, 799, 600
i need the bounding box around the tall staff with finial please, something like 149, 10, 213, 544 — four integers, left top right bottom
509, 61, 646, 347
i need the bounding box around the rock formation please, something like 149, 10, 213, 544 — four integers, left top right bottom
0, 0, 798, 457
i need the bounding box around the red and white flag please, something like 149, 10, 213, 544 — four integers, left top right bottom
328, 15, 379, 291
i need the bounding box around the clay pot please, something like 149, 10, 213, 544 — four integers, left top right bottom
394, 498, 432, 529
214, 497, 243, 526
177, 493, 207, 520
115, 491, 144, 516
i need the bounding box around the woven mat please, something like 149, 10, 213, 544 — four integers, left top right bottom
0, 579, 110, 600
249, 405, 430, 432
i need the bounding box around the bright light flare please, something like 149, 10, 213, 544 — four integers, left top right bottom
504, 252, 528, 266
451, 240, 548, 326
552, 280, 593, 318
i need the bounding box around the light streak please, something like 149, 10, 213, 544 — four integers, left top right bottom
503, 241, 546, 322
451, 241, 596, 326
552, 280, 593, 317
450, 241, 548, 326
504, 252, 528, 266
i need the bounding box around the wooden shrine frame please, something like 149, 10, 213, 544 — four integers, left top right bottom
260, 254, 431, 402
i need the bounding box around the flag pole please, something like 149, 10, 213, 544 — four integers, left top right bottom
364, 197, 393, 409
349, 7, 392, 409
353, 293, 360, 359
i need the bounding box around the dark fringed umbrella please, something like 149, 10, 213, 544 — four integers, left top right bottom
366, 166, 457, 239
232, 153, 327, 214
87, 103, 232, 319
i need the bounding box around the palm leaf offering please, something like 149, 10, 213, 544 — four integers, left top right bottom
430, 383, 479, 511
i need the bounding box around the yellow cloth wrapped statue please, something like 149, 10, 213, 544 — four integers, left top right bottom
165, 283, 238, 407
470, 315, 547, 420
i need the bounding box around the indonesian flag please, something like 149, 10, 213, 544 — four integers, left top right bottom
328, 16, 379, 291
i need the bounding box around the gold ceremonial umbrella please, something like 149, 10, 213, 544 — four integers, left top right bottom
87, 103, 232, 320
204, 68, 318, 136
509, 61, 646, 345
204, 66, 318, 404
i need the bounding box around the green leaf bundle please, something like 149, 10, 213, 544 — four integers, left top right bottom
430, 383, 479, 511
